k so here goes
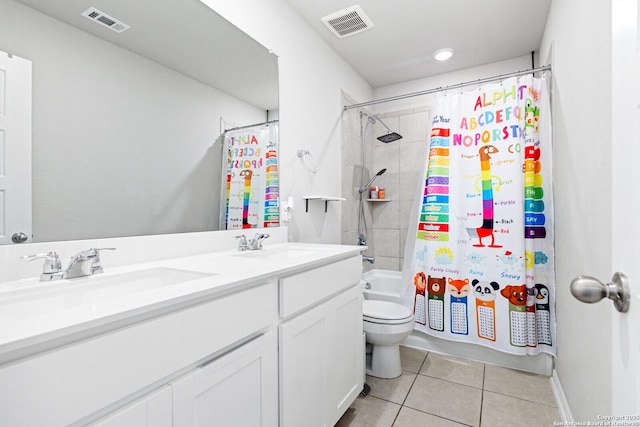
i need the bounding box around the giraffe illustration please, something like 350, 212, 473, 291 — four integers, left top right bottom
466, 145, 502, 248
239, 169, 253, 228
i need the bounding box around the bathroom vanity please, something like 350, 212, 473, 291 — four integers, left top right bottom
0, 231, 364, 426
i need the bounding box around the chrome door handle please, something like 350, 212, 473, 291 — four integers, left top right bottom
570, 272, 630, 313
12, 232, 28, 243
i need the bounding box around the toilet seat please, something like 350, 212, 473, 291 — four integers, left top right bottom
363, 300, 413, 324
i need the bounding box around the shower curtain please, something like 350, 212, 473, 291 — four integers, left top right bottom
404, 75, 555, 356
222, 122, 280, 229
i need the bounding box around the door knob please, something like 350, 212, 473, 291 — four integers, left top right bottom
11, 232, 28, 243
570, 272, 630, 313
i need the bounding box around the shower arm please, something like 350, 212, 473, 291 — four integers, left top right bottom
360, 111, 394, 135
376, 117, 395, 135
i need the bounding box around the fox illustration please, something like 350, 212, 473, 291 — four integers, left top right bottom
448, 278, 470, 335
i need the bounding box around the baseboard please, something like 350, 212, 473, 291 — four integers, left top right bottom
551, 369, 573, 422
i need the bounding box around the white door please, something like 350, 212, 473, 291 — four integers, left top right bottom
0, 50, 32, 244
611, 0, 640, 414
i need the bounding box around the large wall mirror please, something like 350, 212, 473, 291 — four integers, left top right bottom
0, 0, 279, 244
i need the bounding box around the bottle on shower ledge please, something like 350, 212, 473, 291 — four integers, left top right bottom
370, 186, 378, 199
378, 187, 385, 199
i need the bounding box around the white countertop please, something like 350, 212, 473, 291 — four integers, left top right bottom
0, 242, 364, 365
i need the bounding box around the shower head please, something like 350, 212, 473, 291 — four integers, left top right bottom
360, 168, 387, 193
377, 132, 403, 143
360, 111, 403, 143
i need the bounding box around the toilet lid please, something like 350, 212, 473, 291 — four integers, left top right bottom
363, 300, 413, 323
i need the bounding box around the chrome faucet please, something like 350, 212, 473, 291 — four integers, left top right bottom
22, 247, 115, 281
235, 233, 270, 251
362, 255, 375, 264
20, 251, 64, 281
64, 248, 115, 279
248, 233, 270, 250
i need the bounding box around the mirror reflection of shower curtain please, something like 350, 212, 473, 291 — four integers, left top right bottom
402, 75, 556, 356
221, 123, 279, 229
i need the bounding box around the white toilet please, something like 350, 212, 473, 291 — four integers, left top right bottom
363, 299, 414, 379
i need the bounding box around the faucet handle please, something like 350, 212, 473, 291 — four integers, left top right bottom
78, 247, 116, 257
92, 247, 116, 255
20, 251, 64, 281
86, 248, 116, 274
21, 252, 62, 272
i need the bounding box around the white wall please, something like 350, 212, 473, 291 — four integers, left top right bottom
372, 56, 534, 115
540, 0, 613, 421
0, 0, 267, 242
202, 0, 373, 244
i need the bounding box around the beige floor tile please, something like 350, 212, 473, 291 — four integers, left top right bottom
399, 345, 428, 373
481, 390, 562, 426
404, 375, 482, 427
366, 371, 417, 405
484, 364, 556, 407
393, 406, 468, 427
420, 352, 485, 389
335, 395, 400, 427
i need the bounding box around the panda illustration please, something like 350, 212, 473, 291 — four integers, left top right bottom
473, 279, 499, 341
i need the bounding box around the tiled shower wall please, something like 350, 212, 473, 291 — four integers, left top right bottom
341, 92, 431, 271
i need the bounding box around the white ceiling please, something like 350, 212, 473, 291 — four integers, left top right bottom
284, 0, 552, 88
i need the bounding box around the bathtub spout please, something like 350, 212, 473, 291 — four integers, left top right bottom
362, 255, 375, 264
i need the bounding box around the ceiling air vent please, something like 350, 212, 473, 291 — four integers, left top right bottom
81, 7, 130, 33
321, 5, 373, 38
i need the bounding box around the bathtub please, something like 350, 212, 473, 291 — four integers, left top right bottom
361, 269, 554, 376
362, 269, 404, 304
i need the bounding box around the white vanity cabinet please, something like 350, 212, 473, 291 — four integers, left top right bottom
91, 386, 173, 427
0, 281, 278, 426
0, 244, 364, 427
278, 256, 363, 427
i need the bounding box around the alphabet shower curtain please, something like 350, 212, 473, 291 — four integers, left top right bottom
222, 123, 280, 229
404, 75, 555, 356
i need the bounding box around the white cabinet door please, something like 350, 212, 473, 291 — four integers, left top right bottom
279, 299, 329, 427
172, 331, 278, 427
91, 385, 172, 427
326, 286, 363, 426
279, 285, 363, 427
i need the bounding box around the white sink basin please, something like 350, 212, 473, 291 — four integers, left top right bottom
230, 246, 318, 260
0, 267, 214, 319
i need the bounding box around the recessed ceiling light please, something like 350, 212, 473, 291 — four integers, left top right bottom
433, 48, 455, 62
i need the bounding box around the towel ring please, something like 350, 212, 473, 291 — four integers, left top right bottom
297, 150, 318, 173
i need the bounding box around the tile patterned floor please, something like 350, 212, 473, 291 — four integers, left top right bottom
335, 346, 561, 427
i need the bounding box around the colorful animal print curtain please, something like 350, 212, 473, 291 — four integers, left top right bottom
222, 123, 280, 229
404, 75, 555, 356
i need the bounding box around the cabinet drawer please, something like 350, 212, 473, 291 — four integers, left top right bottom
279, 256, 361, 318
0, 282, 277, 427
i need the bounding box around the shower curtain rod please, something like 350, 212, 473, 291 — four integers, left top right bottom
224, 119, 278, 133
343, 65, 552, 111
